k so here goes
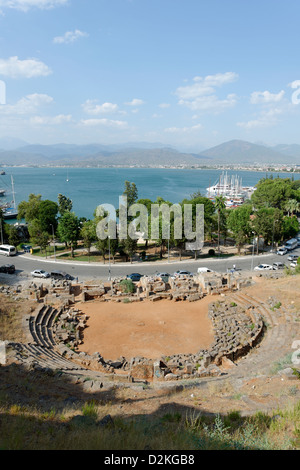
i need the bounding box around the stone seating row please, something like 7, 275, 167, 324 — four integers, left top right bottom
18, 305, 86, 372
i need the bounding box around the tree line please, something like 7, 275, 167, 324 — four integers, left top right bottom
1, 175, 299, 261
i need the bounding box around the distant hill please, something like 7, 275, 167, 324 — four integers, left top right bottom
272, 144, 300, 159
0, 137, 29, 151
0, 144, 213, 167
0, 139, 299, 167
198, 140, 299, 164
83, 147, 213, 167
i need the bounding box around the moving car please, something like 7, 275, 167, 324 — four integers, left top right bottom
254, 264, 274, 271
0, 264, 15, 274
284, 238, 298, 251
50, 270, 73, 280
273, 262, 286, 270
0, 244, 17, 257
126, 273, 143, 282
31, 269, 50, 278
288, 254, 299, 262
197, 267, 215, 273
277, 247, 287, 255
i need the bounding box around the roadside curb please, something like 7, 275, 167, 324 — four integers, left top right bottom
17, 252, 273, 268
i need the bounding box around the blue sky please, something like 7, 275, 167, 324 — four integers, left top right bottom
0, 0, 300, 150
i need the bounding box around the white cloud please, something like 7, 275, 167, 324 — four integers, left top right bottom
0, 93, 53, 114
175, 72, 238, 112
124, 98, 144, 106
194, 72, 238, 87
0, 56, 52, 78
288, 80, 300, 89
53, 29, 88, 44
250, 90, 285, 104
82, 99, 119, 115
0, 0, 68, 12
30, 114, 72, 125
178, 93, 237, 112
159, 103, 170, 109
164, 123, 203, 134
237, 108, 283, 129
80, 118, 128, 128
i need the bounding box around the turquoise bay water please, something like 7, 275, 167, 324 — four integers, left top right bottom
1, 167, 299, 220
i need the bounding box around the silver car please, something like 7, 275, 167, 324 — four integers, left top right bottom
31, 269, 50, 278
273, 262, 285, 270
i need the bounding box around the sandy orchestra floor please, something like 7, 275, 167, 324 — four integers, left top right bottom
77, 297, 215, 361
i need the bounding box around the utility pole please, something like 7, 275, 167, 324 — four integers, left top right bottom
0, 219, 3, 245
251, 232, 255, 271
108, 236, 111, 281
51, 224, 56, 261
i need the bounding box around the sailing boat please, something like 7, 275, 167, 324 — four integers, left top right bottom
3, 176, 18, 219
66, 169, 69, 182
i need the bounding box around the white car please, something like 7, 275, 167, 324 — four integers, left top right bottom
288, 254, 298, 262
277, 247, 287, 255
290, 261, 298, 268
254, 264, 274, 271
31, 269, 50, 278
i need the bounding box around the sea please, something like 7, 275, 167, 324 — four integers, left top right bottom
1, 167, 300, 221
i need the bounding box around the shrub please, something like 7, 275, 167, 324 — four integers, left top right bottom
119, 279, 135, 294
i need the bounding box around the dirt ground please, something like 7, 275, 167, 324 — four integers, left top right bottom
245, 274, 300, 309
77, 296, 215, 361
1, 273, 300, 431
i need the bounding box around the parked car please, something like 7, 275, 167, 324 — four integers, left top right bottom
254, 264, 274, 271
273, 262, 286, 270
126, 273, 143, 282
0, 264, 15, 274
50, 270, 73, 280
156, 272, 170, 280
277, 247, 287, 255
172, 270, 193, 278
31, 269, 50, 278
290, 261, 298, 268
197, 267, 215, 273
288, 254, 299, 262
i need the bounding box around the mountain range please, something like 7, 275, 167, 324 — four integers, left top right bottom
0, 138, 299, 167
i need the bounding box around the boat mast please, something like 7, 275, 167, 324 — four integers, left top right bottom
11, 175, 16, 209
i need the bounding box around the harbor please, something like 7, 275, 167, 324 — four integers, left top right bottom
207, 171, 256, 208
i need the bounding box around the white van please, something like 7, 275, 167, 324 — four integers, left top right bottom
197, 267, 214, 273
284, 238, 298, 251
0, 245, 17, 256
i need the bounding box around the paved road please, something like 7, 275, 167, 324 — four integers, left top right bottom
3, 246, 299, 281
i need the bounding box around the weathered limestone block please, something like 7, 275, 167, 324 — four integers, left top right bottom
130, 361, 154, 380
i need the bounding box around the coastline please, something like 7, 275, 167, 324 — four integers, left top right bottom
2, 164, 300, 173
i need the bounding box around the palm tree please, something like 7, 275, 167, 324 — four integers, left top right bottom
214, 196, 226, 254
284, 199, 300, 217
